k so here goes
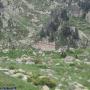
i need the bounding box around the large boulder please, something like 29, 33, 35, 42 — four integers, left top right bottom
64, 56, 75, 63
78, 30, 88, 48
69, 82, 88, 90
42, 85, 50, 90
86, 12, 90, 23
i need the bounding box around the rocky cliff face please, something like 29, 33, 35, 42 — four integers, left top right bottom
0, 0, 53, 49
0, 0, 90, 49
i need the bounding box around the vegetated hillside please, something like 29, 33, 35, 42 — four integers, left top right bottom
0, 47, 90, 90
0, 0, 53, 48
0, 0, 90, 90
0, 0, 90, 49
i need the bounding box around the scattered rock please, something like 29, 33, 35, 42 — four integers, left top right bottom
86, 11, 90, 23
0, 56, 9, 61
87, 79, 90, 83
18, 69, 25, 73
26, 61, 35, 64
0, 67, 9, 71
55, 63, 60, 66
42, 85, 50, 90
40, 69, 55, 77
78, 30, 88, 48
69, 48, 75, 53
2, 49, 9, 53
3, 68, 32, 81
64, 56, 75, 63
16, 56, 35, 65
55, 83, 62, 90
84, 62, 90, 65
12, 73, 28, 81
69, 82, 88, 90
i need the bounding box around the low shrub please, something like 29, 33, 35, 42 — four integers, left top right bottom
8, 65, 15, 70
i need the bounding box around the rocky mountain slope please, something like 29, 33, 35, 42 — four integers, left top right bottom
0, 0, 54, 49
0, 0, 90, 90
0, 0, 90, 49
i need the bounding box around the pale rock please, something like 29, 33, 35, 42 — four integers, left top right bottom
55, 83, 62, 90
2, 49, 9, 53
78, 30, 88, 48
33, 51, 37, 55
87, 79, 90, 83
0, 67, 9, 71
55, 63, 60, 66
26, 61, 35, 64
86, 12, 90, 23
42, 85, 49, 90
22, 75, 28, 81
64, 56, 75, 63
18, 69, 25, 73
69, 48, 75, 53
69, 82, 88, 90
9, 70, 15, 75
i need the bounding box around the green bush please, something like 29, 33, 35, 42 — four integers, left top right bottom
17, 75, 23, 79
34, 59, 42, 64
8, 65, 15, 70
34, 76, 57, 88
27, 75, 57, 88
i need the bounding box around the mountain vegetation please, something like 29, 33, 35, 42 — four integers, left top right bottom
0, 0, 90, 90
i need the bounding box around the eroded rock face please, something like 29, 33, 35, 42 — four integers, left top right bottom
0, 0, 89, 50
86, 12, 90, 23
57, 26, 88, 49
78, 30, 88, 48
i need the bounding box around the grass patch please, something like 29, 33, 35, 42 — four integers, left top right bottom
0, 72, 39, 90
